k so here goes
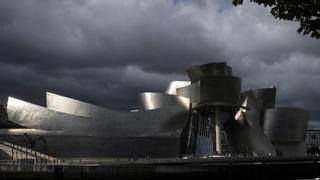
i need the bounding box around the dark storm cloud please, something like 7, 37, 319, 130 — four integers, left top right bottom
0, 0, 319, 127
0, 0, 223, 72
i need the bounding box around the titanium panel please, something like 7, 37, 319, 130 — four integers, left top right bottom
263, 108, 309, 142
7, 97, 188, 137
243, 88, 276, 109
0, 105, 21, 128
226, 94, 276, 156
46, 92, 102, 118
138, 92, 189, 110
165, 81, 191, 95
235, 93, 262, 129
175, 82, 199, 104
176, 76, 241, 108
187, 62, 232, 83
225, 120, 277, 156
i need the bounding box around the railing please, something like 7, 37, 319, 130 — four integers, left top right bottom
0, 140, 59, 164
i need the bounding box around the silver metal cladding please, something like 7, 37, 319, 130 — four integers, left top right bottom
46, 92, 103, 118
263, 108, 309, 142
138, 92, 190, 110
186, 62, 232, 83
229, 94, 277, 156
176, 76, 241, 108
0, 61, 311, 159
165, 81, 191, 95
4, 96, 189, 158
7, 97, 189, 137
243, 88, 277, 109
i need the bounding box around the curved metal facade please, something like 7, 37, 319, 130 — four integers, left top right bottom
165, 81, 190, 95
4, 95, 189, 158
7, 97, 188, 137
228, 93, 277, 156
46, 92, 103, 118
177, 76, 241, 108
262, 108, 309, 156
263, 108, 309, 142
243, 88, 276, 109
187, 62, 232, 83
138, 92, 189, 110
0, 61, 310, 159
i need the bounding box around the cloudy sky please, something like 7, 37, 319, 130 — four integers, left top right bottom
0, 0, 319, 127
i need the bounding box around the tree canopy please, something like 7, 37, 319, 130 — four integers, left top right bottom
232, 0, 320, 39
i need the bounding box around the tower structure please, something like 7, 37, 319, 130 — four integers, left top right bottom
177, 62, 241, 157
0, 61, 310, 159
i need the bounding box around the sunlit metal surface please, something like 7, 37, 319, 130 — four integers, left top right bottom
0, 61, 311, 159
2, 128, 63, 135
0, 105, 21, 128
4, 96, 189, 158
176, 76, 241, 108
229, 93, 277, 156
138, 92, 190, 110
243, 88, 276, 109
7, 97, 188, 137
46, 92, 102, 118
165, 81, 190, 95
186, 62, 232, 83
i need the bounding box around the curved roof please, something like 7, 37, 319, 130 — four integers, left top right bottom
138, 92, 189, 110
7, 96, 189, 137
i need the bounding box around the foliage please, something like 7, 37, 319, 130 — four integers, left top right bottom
233, 0, 320, 39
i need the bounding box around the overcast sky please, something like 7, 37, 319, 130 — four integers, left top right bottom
0, 0, 319, 127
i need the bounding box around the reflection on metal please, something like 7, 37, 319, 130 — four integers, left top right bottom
138, 92, 189, 110
240, 91, 264, 130
215, 122, 222, 153
7, 97, 188, 137
165, 81, 190, 95
177, 76, 241, 108
46, 92, 102, 118
230, 93, 277, 156
263, 108, 309, 142
0, 61, 310, 159
0, 105, 21, 128
243, 88, 276, 109
5, 96, 189, 158
263, 108, 309, 156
